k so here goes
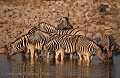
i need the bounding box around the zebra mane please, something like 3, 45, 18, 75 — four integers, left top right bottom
38, 22, 55, 28
11, 34, 26, 44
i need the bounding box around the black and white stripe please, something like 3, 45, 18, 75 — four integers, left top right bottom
43, 35, 106, 62
8, 33, 31, 56
37, 22, 86, 36
7, 27, 42, 59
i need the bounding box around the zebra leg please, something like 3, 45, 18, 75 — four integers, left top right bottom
70, 53, 73, 59
35, 52, 38, 58
55, 48, 64, 60
47, 52, 50, 59
83, 55, 87, 62
30, 48, 35, 60
55, 51, 60, 60
60, 50, 64, 60
78, 52, 82, 61
86, 53, 91, 63
27, 44, 35, 60
59, 48, 64, 60
90, 55, 93, 61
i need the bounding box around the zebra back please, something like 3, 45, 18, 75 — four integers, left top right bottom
37, 22, 86, 36
50, 28, 86, 37
44, 35, 71, 52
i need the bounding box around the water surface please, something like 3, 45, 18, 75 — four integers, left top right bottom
0, 54, 120, 78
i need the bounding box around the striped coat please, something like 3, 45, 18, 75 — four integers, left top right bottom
43, 35, 106, 62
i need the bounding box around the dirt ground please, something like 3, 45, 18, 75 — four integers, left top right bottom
0, 0, 120, 48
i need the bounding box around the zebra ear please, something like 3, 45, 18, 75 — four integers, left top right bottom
67, 13, 69, 19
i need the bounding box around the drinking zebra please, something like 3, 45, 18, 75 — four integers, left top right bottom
7, 33, 31, 59
7, 27, 46, 59
42, 35, 107, 62
93, 34, 116, 61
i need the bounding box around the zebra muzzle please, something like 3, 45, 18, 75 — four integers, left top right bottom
7, 55, 11, 60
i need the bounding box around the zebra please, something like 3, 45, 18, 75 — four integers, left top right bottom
23, 22, 85, 59
27, 29, 52, 58
7, 33, 31, 59
56, 17, 73, 30
76, 39, 107, 62
93, 34, 116, 61
7, 23, 60, 60
112, 43, 120, 56
37, 22, 86, 36
7, 26, 45, 59
42, 34, 107, 62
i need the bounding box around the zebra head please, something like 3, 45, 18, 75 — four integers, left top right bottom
7, 42, 27, 59
92, 42, 108, 62
97, 45, 114, 62
56, 17, 73, 30
112, 43, 120, 56
96, 46, 107, 62
6, 43, 17, 59
0, 45, 8, 54
58, 17, 69, 23
103, 35, 115, 61
92, 34, 114, 62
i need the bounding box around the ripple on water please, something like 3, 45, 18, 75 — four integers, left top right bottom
0, 54, 120, 78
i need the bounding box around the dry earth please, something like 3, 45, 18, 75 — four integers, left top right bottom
0, 0, 120, 48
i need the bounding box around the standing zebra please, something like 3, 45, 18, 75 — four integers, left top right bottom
42, 35, 106, 62
27, 30, 52, 58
